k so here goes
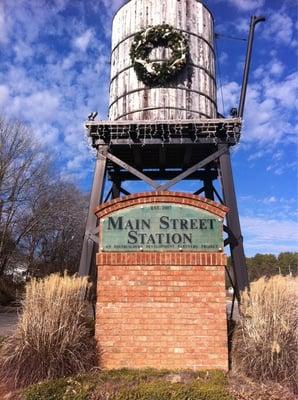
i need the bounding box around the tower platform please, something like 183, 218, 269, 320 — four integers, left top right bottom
86, 117, 242, 182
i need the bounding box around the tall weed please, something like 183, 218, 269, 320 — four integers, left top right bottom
232, 275, 298, 392
0, 273, 96, 388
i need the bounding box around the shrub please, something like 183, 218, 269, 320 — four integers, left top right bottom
0, 273, 96, 388
232, 275, 298, 392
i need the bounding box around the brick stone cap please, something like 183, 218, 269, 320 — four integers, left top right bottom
97, 252, 227, 266
95, 191, 229, 219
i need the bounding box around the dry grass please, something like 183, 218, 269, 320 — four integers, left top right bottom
229, 372, 298, 400
0, 273, 97, 389
232, 275, 298, 393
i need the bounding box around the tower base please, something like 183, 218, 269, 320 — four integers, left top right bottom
96, 252, 228, 371
95, 192, 228, 371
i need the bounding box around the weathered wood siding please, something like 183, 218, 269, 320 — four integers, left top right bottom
109, 0, 217, 121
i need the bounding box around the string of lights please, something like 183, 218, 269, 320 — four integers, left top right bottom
85, 118, 242, 149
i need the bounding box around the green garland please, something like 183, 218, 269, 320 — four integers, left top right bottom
130, 24, 188, 86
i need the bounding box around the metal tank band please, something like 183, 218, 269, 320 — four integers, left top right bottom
109, 87, 217, 111
114, 107, 211, 121
112, 0, 215, 26
111, 29, 216, 55
109, 61, 217, 86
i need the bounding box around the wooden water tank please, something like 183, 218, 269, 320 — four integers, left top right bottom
109, 0, 217, 121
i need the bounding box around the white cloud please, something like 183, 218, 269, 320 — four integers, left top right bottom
254, 58, 285, 79
227, 8, 296, 50
264, 72, 298, 109
240, 195, 298, 207
0, 85, 9, 105
94, 0, 126, 38
62, 54, 76, 70
263, 11, 295, 46
11, 91, 60, 122
66, 154, 89, 171
266, 161, 297, 176
263, 196, 277, 204
219, 65, 297, 145
270, 61, 285, 77
13, 41, 34, 62
241, 216, 298, 255
218, 81, 240, 114
227, 0, 265, 11
0, 0, 111, 182
60, 169, 89, 183
0, 0, 73, 48
73, 29, 93, 52
219, 52, 228, 64
0, 4, 9, 43
219, 45, 297, 180
100, 0, 125, 15
239, 195, 298, 225
247, 148, 271, 161
34, 124, 60, 146
229, 17, 249, 34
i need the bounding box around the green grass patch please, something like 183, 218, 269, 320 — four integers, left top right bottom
24, 369, 234, 400
24, 375, 97, 400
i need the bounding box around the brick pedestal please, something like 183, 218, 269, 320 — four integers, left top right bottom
95, 192, 228, 371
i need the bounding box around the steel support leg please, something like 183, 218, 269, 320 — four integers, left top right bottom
203, 168, 215, 200
219, 145, 249, 296
111, 167, 121, 199
79, 147, 108, 276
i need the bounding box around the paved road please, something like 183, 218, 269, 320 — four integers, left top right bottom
0, 310, 19, 336
227, 300, 240, 320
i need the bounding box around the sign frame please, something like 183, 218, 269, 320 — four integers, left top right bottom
99, 203, 224, 252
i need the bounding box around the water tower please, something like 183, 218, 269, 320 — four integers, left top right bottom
79, 0, 264, 300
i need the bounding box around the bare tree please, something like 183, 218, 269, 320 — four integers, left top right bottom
0, 117, 52, 276
0, 116, 88, 279
23, 183, 88, 276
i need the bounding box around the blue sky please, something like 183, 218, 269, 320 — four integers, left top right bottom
0, 0, 297, 256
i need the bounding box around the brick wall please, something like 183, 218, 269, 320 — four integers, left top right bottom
95, 192, 228, 371
95, 191, 228, 220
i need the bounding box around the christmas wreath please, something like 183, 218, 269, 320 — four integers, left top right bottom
130, 24, 188, 86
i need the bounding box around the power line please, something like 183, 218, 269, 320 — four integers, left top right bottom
215, 33, 247, 42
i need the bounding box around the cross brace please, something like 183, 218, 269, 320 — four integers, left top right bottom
105, 148, 226, 191
79, 145, 249, 298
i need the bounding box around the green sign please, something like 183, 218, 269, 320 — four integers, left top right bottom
100, 203, 223, 252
